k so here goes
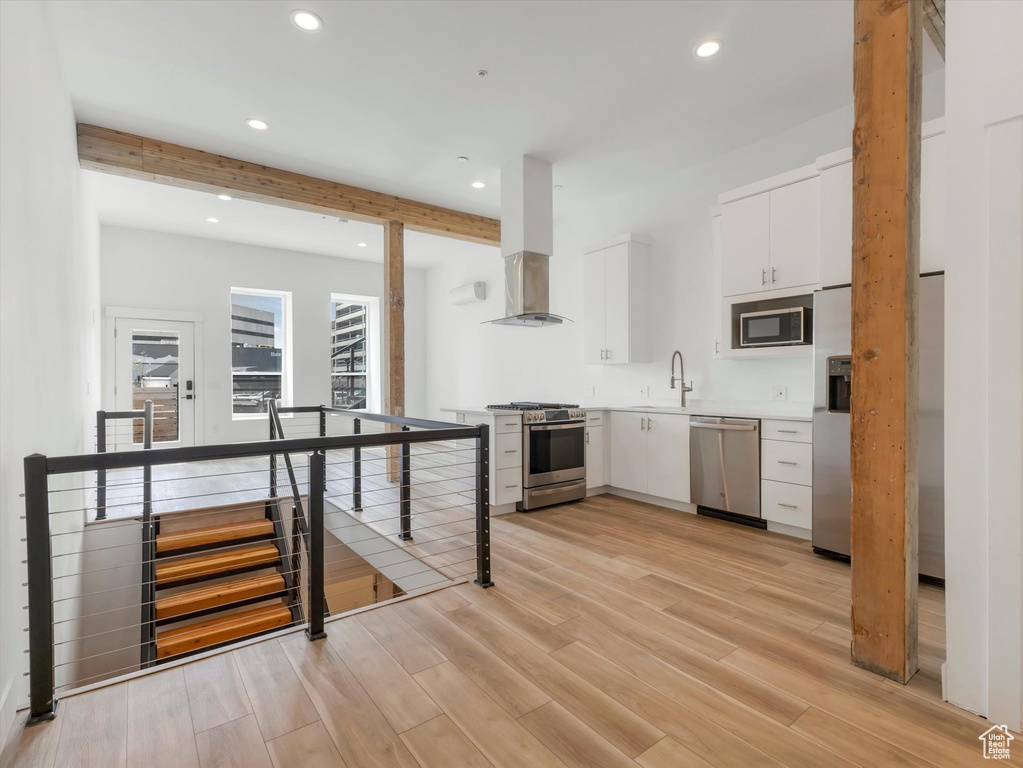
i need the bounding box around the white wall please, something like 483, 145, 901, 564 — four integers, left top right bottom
425, 71, 944, 418
100, 226, 428, 443
943, 0, 1023, 728
0, 0, 101, 746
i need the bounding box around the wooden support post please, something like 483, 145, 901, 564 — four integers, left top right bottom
384, 220, 405, 482
850, 0, 922, 684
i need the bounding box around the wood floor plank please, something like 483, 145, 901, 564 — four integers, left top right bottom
392, 599, 551, 718
413, 662, 566, 768
399, 714, 493, 768
326, 616, 442, 733
790, 707, 936, 768
549, 641, 785, 768
194, 714, 271, 768
53, 684, 128, 768
453, 582, 573, 652
234, 639, 319, 741
265, 721, 346, 768
280, 635, 420, 768
420, 586, 470, 614
126, 669, 199, 768
0, 710, 63, 768
445, 604, 664, 757
357, 606, 447, 674
183, 653, 253, 734
635, 737, 717, 768
518, 701, 636, 768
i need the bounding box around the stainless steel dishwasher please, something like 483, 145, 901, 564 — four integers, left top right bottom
690, 416, 764, 528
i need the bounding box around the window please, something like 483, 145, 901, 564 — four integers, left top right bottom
231, 289, 289, 415
330, 296, 376, 410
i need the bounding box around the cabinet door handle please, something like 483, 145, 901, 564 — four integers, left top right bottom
640, 417, 646, 431
585, 432, 590, 444
600, 349, 605, 360
777, 460, 798, 466
715, 340, 720, 354
772, 266, 777, 284
606, 348, 612, 360
762, 268, 766, 286
647, 418, 653, 431
778, 502, 799, 509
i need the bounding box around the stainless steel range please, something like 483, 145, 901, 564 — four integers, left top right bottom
487, 402, 587, 511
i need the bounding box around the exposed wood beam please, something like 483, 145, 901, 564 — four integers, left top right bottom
922, 0, 945, 60
384, 221, 405, 482
76, 124, 500, 245
850, 0, 922, 684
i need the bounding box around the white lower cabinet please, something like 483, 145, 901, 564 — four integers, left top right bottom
610, 411, 690, 503
494, 467, 523, 506
585, 425, 605, 489
761, 439, 813, 486
761, 479, 812, 528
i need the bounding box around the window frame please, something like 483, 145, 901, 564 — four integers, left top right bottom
330, 293, 381, 413
230, 287, 293, 420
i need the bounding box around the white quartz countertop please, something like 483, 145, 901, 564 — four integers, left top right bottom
441, 401, 812, 422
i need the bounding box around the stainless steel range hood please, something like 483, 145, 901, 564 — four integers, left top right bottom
485, 156, 570, 327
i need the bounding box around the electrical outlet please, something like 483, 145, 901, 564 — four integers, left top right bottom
638, 385, 649, 398
772, 385, 787, 401
585, 385, 595, 397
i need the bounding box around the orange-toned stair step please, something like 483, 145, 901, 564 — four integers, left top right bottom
155, 544, 281, 586
155, 604, 292, 659
156, 518, 274, 554
156, 573, 286, 620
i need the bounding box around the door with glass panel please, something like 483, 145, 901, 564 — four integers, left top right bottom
113, 318, 196, 449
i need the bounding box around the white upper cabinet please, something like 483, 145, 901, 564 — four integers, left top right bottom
720, 177, 819, 297
721, 193, 770, 296
583, 236, 649, 365
768, 177, 820, 290
818, 123, 945, 287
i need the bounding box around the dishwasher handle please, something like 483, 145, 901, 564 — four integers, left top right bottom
691, 421, 758, 432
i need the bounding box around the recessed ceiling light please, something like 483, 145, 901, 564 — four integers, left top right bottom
456, 156, 469, 164
553, 184, 564, 191
471, 181, 486, 189
245, 118, 269, 131
476, 70, 488, 78
206, 217, 220, 224
695, 40, 722, 58
217, 194, 232, 201
290, 10, 323, 32
357, 242, 368, 247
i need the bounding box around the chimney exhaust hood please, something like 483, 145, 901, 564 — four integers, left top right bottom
485, 156, 570, 327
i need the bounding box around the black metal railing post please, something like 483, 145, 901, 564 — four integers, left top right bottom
24, 453, 57, 723
140, 400, 156, 667
319, 405, 327, 438
306, 450, 327, 641
399, 425, 412, 541
96, 410, 107, 520
268, 402, 278, 498
474, 425, 494, 588
352, 417, 362, 512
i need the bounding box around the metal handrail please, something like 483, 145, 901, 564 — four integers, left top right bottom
23, 407, 491, 725
95, 401, 155, 520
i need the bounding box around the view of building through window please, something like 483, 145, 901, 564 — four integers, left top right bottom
331, 299, 369, 409
231, 290, 285, 414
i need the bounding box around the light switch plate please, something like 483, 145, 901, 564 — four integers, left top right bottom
772, 385, 787, 401
585, 385, 595, 397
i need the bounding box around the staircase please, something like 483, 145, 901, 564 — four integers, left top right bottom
146, 498, 301, 662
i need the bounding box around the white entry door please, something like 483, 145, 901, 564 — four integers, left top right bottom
113, 318, 197, 449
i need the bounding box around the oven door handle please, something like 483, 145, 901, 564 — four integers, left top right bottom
530, 422, 584, 432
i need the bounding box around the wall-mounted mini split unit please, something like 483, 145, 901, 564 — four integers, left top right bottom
450, 281, 487, 305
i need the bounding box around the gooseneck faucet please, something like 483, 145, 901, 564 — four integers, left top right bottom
670, 350, 694, 408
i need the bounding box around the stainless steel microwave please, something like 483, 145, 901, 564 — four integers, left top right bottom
740, 306, 810, 347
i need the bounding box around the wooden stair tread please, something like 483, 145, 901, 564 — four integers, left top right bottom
155, 544, 281, 585
156, 519, 274, 553
156, 604, 292, 659
156, 574, 286, 620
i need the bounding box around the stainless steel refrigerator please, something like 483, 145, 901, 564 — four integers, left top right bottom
812, 274, 945, 580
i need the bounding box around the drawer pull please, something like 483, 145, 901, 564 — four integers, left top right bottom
504, 422, 518, 427
777, 460, 798, 466
778, 503, 799, 509
778, 429, 799, 434
588, 416, 600, 421
503, 449, 518, 454
504, 484, 519, 489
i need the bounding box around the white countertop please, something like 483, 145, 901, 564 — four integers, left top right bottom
442, 401, 812, 422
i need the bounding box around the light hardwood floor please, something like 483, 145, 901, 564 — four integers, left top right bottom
4, 494, 1009, 768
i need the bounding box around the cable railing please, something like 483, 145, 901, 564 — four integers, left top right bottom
21, 405, 492, 725
95, 401, 154, 521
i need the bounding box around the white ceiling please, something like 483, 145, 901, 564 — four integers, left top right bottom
86, 171, 496, 268
47, 0, 943, 223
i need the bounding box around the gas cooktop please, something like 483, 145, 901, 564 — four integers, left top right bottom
486, 402, 580, 411
486, 402, 585, 423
